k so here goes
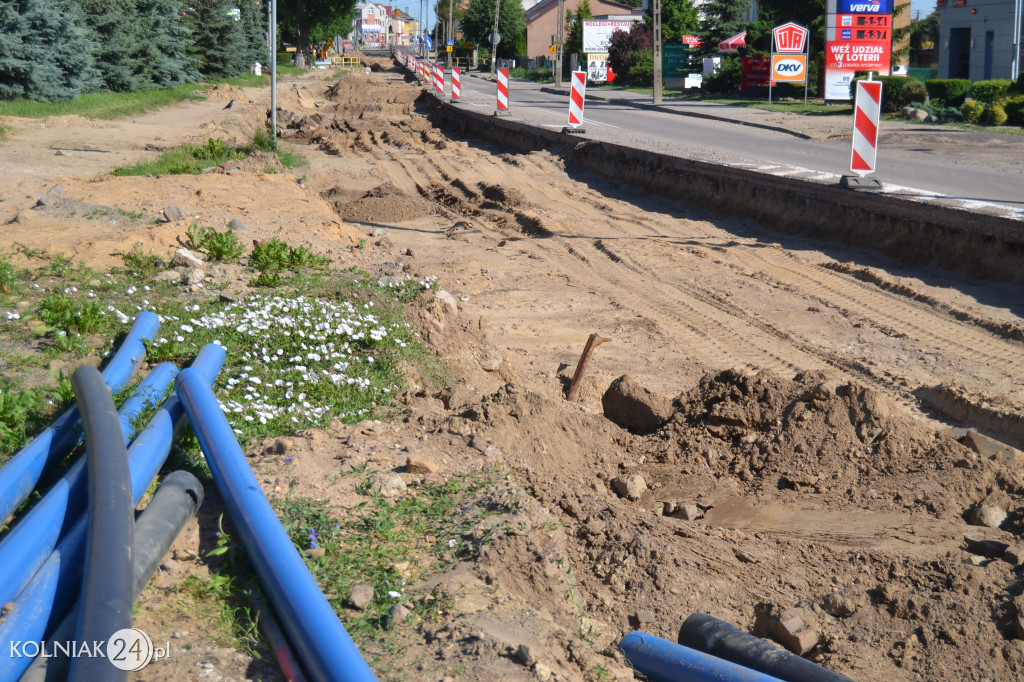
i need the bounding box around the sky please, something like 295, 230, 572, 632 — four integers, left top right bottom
909, 0, 937, 21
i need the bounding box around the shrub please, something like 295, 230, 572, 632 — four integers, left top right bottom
186, 224, 245, 261
925, 78, 970, 106
971, 79, 1012, 103
851, 75, 926, 113
985, 102, 1008, 126
1004, 95, 1024, 126
703, 55, 742, 94
622, 51, 654, 87
961, 98, 984, 124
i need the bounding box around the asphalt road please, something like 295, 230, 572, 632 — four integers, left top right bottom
430, 68, 1024, 221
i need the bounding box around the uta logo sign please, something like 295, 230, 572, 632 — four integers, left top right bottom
773, 22, 809, 53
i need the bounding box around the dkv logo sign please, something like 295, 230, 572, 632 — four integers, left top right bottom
771, 54, 807, 82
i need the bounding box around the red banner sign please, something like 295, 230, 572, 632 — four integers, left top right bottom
826, 40, 890, 71
741, 56, 771, 91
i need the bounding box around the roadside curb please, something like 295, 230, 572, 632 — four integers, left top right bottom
538, 86, 814, 141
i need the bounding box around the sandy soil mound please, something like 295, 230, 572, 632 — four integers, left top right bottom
213, 151, 285, 174
203, 83, 248, 102
330, 182, 435, 223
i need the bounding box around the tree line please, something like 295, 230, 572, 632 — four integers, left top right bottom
1, 0, 267, 101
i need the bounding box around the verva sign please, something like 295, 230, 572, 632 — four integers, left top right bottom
773, 22, 809, 53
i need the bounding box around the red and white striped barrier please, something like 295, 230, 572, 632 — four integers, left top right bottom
451, 67, 461, 101
434, 65, 444, 93
568, 70, 586, 127
850, 79, 883, 176
496, 68, 509, 113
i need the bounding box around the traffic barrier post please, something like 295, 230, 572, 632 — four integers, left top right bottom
451, 67, 461, 103
565, 70, 587, 134
495, 68, 510, 116
841, 76, 884, 190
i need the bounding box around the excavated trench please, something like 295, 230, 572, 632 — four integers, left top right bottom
421, 90, 1024, 287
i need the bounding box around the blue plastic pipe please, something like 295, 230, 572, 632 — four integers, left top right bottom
0, 362, 178, 609
620, 631, 787, 682
175, 368, 377, 682
0, 346, 224, 682
0, 311, 159, 523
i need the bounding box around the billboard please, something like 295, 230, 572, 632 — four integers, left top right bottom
839, 0, 892, 12
825, 0, 892, 100
582, 20, 642, 53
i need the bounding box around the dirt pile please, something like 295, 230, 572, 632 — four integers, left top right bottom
429, 368, 1024, 681
325, 182, 436, 223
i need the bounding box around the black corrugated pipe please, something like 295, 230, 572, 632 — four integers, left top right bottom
678, 613, 856, 682
68, 365, 134, 682
22, 470, 206, 682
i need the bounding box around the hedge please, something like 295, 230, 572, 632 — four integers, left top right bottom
1004, 95, 1024, 126
971, 79, 1012, 103
925, 79, 971, 106
850, 75, 925, 113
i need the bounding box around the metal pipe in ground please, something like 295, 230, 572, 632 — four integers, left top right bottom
566, 333, 610, 401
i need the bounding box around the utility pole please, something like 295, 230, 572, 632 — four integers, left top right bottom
490, 0, 500, 76
1013, 0, 1023, 81
270, 0, 277, 151
448, 0, 454, 67
652, 0, 662, 104
554, 0, 565, 86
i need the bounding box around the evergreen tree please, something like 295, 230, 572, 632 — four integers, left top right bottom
0, 1, 33, 100
696, 0, 748, 57
661, 0, 697, 44
462, 0, 526, 59
1, 0, 100, 101
74, 0, 145, 92
564, 0, 592, 71
238, 0, 267, 67
187, 0, 247, 78
134, 0, 198, 87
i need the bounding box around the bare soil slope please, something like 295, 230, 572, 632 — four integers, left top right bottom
2, 66, 1024, 682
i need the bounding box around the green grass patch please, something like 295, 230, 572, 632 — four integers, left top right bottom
0, 82, 206, 120
276, 467, 509, 651
111, 137, 244, 176
112, 126, 304, 176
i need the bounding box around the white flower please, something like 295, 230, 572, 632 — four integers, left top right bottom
387, 591, 402, 599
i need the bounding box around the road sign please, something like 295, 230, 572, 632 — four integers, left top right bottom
447, 40, 454, 46
425, 36, 432, 49
447, 45, 453, 53
489, 32, 501, 45
851, 79, 883, 176
568, 70, 586, 127
549, 45, 557, 54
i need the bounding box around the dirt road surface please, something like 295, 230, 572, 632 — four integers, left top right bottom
3, 63, 1024, 682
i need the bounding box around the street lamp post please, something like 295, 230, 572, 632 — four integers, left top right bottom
490, 0, 500, 77
555, 0, 564, 87
652, 0, 662, 104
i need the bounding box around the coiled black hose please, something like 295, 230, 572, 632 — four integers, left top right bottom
68, 366, 134, 682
